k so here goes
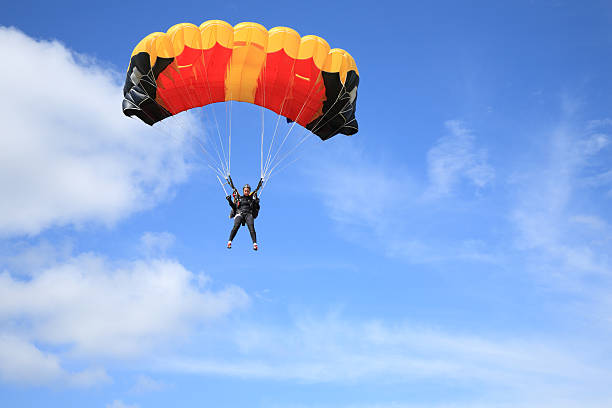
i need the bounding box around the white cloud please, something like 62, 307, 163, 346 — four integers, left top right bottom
0, 27, 198, 236
140, 232, 176, 257
159, 315, 610, 406
0, 334, 65, 384
0, 254, 249, 358
0, 241, 249, 385
0, 334, 110, 386
424, 120, 494, 198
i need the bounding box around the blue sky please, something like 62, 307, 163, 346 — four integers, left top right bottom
1, 1, 612, 407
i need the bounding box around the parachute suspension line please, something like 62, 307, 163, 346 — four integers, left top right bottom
263, 103, 284, 181
191, 130, 224, 173
167, 37, 227, 179
260, 56, 268, 180
264, 73, 352, 183
199, 45, 230, 176
263, 110, 302, 178
263, 72, 319, 178
262, 70, 322, 180
131, 116, 228, 191
260, 113, 313, 196
158, 110, 228, 183
136, 52, 230, 187
307, 84, 345, 134
209, 103, 229, 176
155, 110, 230, 194
131, 63, 227, 179
126, 66, 170, 128
260, 106, 265, 178
198, 105, 228, 177
167, 43, 229, 178
266, 127, 313, 178
270, 80, 349, 177
225, 28, 242, 178
224, 100, 230, 175
269, 148, 308, 180
168, 46, 201, 126
207, 161, 229, 181
264, 87, 352, 182
215, 173, 230, 196
198, 127, 232, 196
169, 105, 227, 180
257, 176, 271, 198
228, 98, 233, 175
188, 96, 226, 176
272, 87, 354, 180
262, 53, 299, 181
308, 84, 350, 136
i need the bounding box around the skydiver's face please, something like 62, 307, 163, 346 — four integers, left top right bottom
243, 187, 250, 195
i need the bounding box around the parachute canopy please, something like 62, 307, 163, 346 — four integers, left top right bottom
122, 20, 359, 140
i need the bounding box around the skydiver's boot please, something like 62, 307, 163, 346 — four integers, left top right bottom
253, 243, 258, 251
227, 241, 232, 249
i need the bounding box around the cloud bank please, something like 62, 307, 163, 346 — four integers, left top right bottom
0, 242, 249, 385
0, 26, 196, 236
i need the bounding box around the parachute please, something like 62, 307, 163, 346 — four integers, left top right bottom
122, 20, 359, 191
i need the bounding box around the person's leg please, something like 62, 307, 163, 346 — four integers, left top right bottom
245, 214, 257, 244
229, 215, 243, 242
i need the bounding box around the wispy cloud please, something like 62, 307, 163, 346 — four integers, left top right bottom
308, 145, 412, 230
508, 111, 612, 335
129, 375, 168, 393
158, 314, 611, 406
0, 27, 198, 236
306, 128, 499, 264
511, 118, 612, 276
424, 120, 494, 199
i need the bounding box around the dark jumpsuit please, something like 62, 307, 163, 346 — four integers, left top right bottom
227, 192, 259, 243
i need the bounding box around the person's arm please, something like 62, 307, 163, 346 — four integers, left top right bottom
251, 178, 264, 195
226, 175, 238, 195
226, 195, 236, 210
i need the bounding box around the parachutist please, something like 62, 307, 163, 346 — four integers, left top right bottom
226, 183, 260, 250
123, 21, 359, 223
